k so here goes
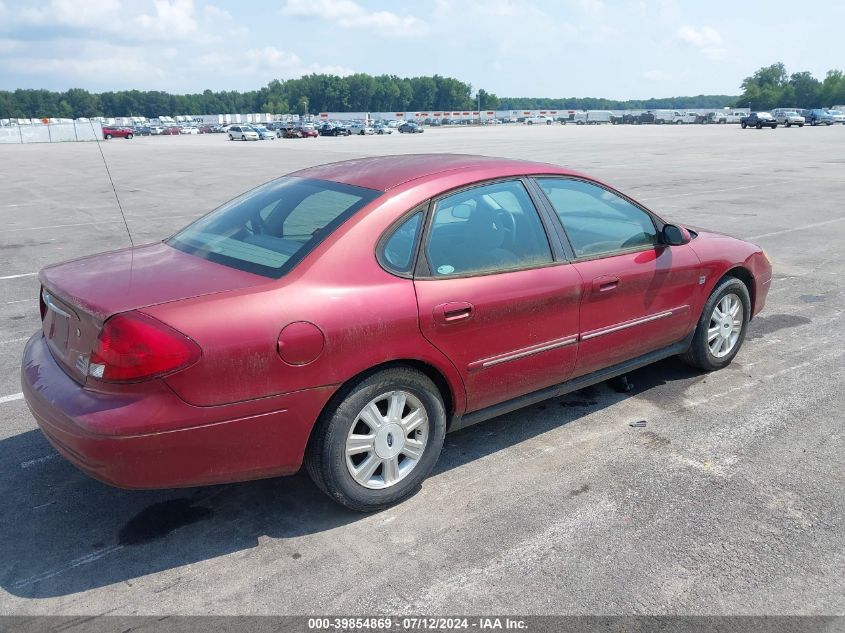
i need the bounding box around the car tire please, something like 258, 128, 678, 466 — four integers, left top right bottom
127, 133, 134, 139
741, 122, 747, 128
305, 367, 447, 512
799, 124, 804, 127
681, 276, 751, 372
772, 124, 777, 129
755, 122, 762, 129
786, 122, 791, 127
104, 134, 112, 139
229, 135, 234, 141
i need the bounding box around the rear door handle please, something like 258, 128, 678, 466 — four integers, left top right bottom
434, 301, 474, 324
592, 276, 620, 293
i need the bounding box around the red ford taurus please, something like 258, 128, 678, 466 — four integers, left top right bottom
22, 154, 771, 511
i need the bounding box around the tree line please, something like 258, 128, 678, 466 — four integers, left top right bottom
0, 74, 491, 119
735, 63, 845, 110
2, 65, 842, 120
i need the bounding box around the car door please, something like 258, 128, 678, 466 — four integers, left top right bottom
534, 177, 701, 377
412, 179, 582, 412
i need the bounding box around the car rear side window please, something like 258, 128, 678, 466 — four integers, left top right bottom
381, 212, 422, 274
536, 178, 657, 258
426, 180, 553, 276
167, 177, 380, 278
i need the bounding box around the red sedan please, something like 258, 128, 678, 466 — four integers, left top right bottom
21, 155, 771, 511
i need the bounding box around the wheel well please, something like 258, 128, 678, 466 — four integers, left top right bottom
307, 359, 457, 446
722, 267, 755, 315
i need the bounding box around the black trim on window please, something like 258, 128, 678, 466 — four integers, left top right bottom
375, 203, 430, 278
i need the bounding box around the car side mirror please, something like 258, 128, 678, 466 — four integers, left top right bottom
662, 223, 690, 246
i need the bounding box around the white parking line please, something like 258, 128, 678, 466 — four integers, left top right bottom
5, 298, 34, 304
0, 213, 199, 234
1, 337, 30, 345
20, 453, 58, 469
0, 392, 24, 404
639, 180, 794, 202
746, 217, 844, 240
14, 544, 125, 589
0, 272, 37, 280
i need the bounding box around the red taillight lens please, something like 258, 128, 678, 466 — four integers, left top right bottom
89, 311, 201, 382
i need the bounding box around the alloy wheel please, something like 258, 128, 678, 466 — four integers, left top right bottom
345, 390, 429, 490
708, 293, 743, 358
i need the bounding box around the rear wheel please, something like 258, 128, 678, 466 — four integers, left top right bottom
756, 122, 762, 129
741, 122, 747, 129
127, 133, 134, 139
681, 277, 750, 371
229, 135, 234, 140
305, 367, 446, 511
104, 134, 112, 139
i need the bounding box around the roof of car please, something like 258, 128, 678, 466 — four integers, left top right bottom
290, 154, 579, 191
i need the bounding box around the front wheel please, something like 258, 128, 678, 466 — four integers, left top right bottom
756, 122, 762, 129
681, 277, 750, 371
229, 135, 234, 140
741, 122, 747, 129
305, 367, 446, 511
126, 133, 134, 139
104, 134, 112, 139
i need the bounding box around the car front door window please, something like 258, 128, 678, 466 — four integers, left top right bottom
425, 180, 553, 276
535, 178, 657, 258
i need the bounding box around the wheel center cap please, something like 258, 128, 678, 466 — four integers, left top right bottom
375, 424, 404, 459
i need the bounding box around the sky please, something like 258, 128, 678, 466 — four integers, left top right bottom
0, 0, 843, 99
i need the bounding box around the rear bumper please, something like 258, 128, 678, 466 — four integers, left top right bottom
21, 334, 335, 489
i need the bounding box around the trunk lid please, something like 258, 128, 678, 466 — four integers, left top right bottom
39, 242, 269, 383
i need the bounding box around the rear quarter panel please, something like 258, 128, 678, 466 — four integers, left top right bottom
144, 185, 468, 413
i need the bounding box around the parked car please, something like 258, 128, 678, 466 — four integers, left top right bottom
318, 123, 351, 136
161, 126, 182, 135
826, 109, 845, 124
524, 115, 553, 125
740, 112, 778, 129
771, 110, 805, 127
653, 110, 683, 124
297, 125, 319, 138
398, 122, 424, 133
252, 126, 275, 140
350, 122, 375, 135
228, 125, 259, 141
708, 111, 745, 124
373, 122, 393, 134
101, 126, 134, 139
22, 154, 771, 511
180, 126, 199, 135
149, 125, 164, 135
132, 125, 151, 136
805, 109, 834, 126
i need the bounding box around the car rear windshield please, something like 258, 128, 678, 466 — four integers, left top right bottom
167, 177, 381, 278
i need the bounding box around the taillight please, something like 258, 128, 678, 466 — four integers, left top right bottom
88, 311, 201, 382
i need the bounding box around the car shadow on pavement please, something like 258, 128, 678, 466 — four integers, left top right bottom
0, 357, 702, 599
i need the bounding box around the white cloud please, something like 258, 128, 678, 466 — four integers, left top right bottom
280, 0, 426, 36
677, 25, 726, 60
642, 69, 672, 81
134, 0, 199, 40
198, 46, 354, 79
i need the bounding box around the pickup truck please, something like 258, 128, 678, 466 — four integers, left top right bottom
740, 112, 778, 129
709, 111, 746, 124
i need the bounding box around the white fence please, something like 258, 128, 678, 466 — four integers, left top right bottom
0, 122, 104, 144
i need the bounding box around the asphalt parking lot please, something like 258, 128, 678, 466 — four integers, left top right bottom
1, 125, 843, 616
